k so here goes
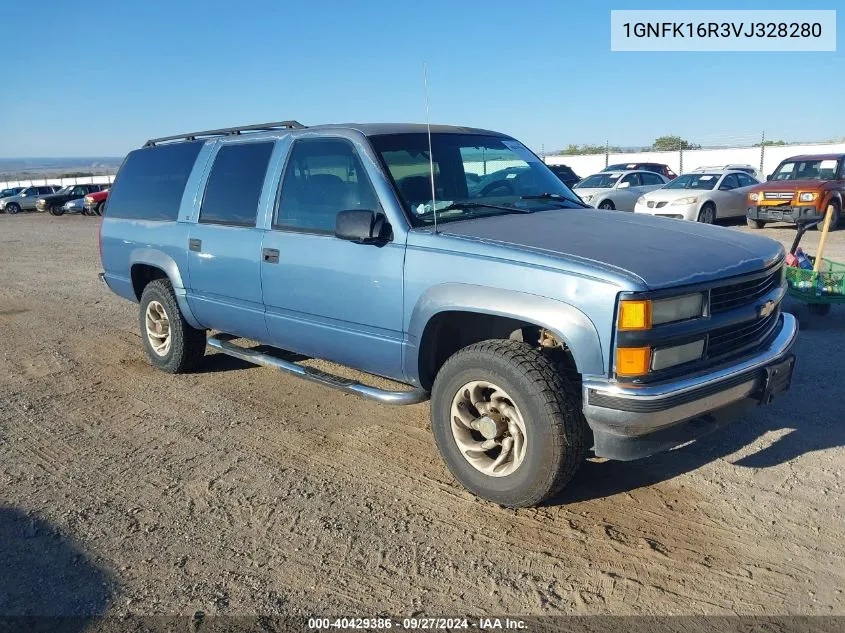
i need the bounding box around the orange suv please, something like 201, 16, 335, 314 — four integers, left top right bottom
746, 153, 845, 230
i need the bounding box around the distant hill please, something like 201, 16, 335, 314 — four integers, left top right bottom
0, 157, 124, 179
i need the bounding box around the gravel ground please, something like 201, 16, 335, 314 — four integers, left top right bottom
0, 213, 843, 618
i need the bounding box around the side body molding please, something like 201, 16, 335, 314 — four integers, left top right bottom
404, 283, 605, 384
128, 248, 203, 330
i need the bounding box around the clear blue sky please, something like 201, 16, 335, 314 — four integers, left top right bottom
0, 0, 841, 157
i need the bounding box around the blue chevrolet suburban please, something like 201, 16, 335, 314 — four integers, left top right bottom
99, 121, 797, 507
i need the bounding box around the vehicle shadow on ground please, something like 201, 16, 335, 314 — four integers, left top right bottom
0, 507, 114, 627
553, 302, 845, 505
199, 345, 309, 374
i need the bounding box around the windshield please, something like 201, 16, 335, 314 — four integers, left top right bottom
575, 173, 621, 189
57, 186, 73, 194
369, 133, 584, 227
665, 174, 719, 190
1, 188, 22, 197
771, 159, 840, 181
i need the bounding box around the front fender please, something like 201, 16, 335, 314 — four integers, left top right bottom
128, 248, 202, 329
404, 283, 605, 383
823, 190, 843, 212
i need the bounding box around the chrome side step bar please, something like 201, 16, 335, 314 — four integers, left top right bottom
207, 334, 429, 406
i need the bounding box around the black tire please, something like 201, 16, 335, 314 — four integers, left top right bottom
6, 203, 20, 214
598, 200, 615, 210
698, 203, 716, 224
809, 303, 831, 316
746, 217, 766, 229
138, 279, 206, 373
49, 206, 64, 216
96, 202, 104, 216
812, 202, 840, 232
430, 339, 589, 507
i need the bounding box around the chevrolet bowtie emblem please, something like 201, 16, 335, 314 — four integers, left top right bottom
758, 300, 776, 318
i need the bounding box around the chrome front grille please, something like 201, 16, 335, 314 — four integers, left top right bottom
764, 191, 794, 200
710, 268, 782, 313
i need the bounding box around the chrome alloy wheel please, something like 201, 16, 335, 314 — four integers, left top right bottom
144, 300, 171, 356
449, 380, 528, 477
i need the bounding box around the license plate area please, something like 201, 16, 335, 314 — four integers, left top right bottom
757, 355, 795, 405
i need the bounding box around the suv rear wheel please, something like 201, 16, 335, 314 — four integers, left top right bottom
430, 339, 589, 507
138, 279, 206, 373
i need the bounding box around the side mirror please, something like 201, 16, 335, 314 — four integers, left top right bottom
335, 209, 390, 244
617, 181, 630, 189
766, 174, 773, 181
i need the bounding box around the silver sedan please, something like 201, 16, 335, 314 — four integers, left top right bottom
634, 170, 760, 223
572, 170, 668, 211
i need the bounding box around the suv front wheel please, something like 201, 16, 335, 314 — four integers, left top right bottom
430, 339, 589, 507
813, 202, 840, 232
138, 279, 207, 373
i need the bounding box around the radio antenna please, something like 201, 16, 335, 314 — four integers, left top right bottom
424, 63, 437, 234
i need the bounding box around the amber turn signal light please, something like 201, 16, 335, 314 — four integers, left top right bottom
618, 300, 652, 330
616, 347, 652, 377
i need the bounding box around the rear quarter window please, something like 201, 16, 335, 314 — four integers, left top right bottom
106, 141, 203, 221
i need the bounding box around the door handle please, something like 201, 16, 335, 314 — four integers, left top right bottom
188, 238, 202, 252
262, 248, 279, 264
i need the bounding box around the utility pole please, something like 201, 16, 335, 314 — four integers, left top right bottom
605, 140, 609, 168
760, 130, 765, 176
679, 137, 684, 174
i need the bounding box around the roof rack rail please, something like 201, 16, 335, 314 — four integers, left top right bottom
143, 120, 306, 147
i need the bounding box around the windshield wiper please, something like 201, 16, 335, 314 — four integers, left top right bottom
418, 201, 532, 217
521, 192, 590, 208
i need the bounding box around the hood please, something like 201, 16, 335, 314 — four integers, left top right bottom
39, 193, 74, 203
751, 179, 829, 192
437, 209, 784, 290
572, 187, 611, 197
641, 187, 708, 201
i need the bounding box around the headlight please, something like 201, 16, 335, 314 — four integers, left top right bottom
799, 192, 817, 202
671, 196, 698, 206
652, 293, 704, 325
651, 339, 705, 371
618, 293, 704, 330
84, 196, 93, 204
749, 192, 761, 202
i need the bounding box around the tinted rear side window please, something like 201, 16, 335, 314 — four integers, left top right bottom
106, 142, 202, 221
199, 142, 274, 226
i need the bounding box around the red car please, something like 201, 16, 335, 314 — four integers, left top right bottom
83, 189, 109, 216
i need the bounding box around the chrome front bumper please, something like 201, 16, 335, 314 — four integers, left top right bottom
582, 312, 798, 460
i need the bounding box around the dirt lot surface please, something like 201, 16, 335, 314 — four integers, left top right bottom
1, 213, 844, 618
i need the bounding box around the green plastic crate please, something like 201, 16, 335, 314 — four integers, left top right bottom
786, 259, 845, 303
